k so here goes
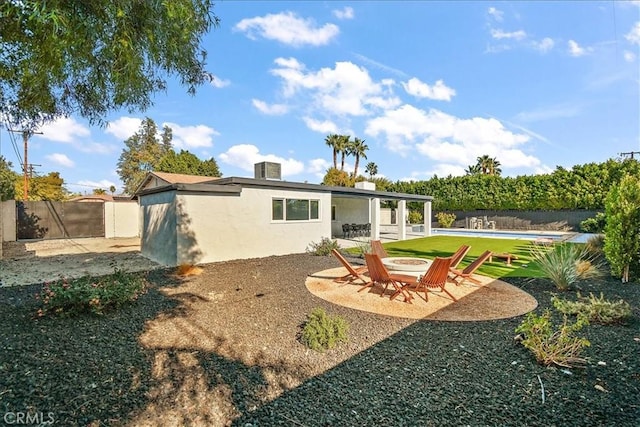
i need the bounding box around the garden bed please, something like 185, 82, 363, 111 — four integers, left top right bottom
0, 253, 638, 426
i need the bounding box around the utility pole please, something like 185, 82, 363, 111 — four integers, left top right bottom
620, 151, 640, 160
9, 129, 43, 201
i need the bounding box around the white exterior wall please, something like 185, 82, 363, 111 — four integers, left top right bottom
331, 196, 370, 237
380, 208, 396, 225
1, 200, 16, 242
174, 187, 332, 265
140, 191, 178, 266
104, 201, 139, 238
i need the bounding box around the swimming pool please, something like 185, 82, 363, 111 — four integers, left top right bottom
429, 228, 595, 243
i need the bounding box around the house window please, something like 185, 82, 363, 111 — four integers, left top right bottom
272, 198, 320, 221
331, 205, 336, 221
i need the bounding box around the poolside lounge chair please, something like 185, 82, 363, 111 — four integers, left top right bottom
370, 240, 389, 259
449, 250, 493, 286
363, 253, 414, 303
450, 244, 471, 270
405, 256, 455, 302
331, 249, 369, 285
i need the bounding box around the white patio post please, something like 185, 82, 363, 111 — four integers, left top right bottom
423, 200, 432, 237
397, 200, 407, 241
370, 197, 380, 240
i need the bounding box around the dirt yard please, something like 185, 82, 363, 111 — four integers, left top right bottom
0, 237, 162, 287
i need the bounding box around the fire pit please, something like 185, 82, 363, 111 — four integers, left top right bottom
381, 257, 432, 273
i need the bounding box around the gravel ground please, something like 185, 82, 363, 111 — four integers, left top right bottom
0, 253, 638, 426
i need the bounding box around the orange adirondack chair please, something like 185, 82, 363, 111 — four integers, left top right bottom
450, 245, 471, 270
363, 253, 414, 303
406, 256, 455, 302
370, 240, 389, 259
331, 249, 369, 285
449, 250, 493, 286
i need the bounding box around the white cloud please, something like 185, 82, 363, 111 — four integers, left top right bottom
487, 7, 504, 22
532, 37, 555, 53
491, 29, 527, 40
219, 144, 305, 177
46, 153, 74, 168
353, 53, 408, 78
365, 104, 537, 171
234, 12, 339, 47
402, 78, 456, 101
76, 141, 118, 155
568, 40, 592, 57
625, 21, 640, 45
164, 122, 218, 149
210, 75, 231, 88
303, 117, 339, 134
37, 117, 90, 143
270, 58, 396, 116
308, 158, 331, 178
333, 7, 354, 20
106, 117, 142, 140
252, 99, 289, 115
624, 50, 637, 62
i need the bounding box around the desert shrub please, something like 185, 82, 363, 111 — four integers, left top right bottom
307, 237, 339, 256
552, 292, 632, 325
530, 243, 602, 291
36, 268, 147, 317
584, 234, 605, 260
435, 212, 456, 228
354, 240, 372, 258
515, 310, 590, 368
579, 212, 606, 233
408, 210, 423, 224
301, 307, 349, 352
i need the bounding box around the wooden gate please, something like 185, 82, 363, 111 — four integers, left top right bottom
16, 201, 105, 240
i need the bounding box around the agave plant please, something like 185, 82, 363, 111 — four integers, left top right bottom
530, 243, 602, 291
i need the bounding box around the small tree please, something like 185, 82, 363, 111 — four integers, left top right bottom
604, 174, 640, 282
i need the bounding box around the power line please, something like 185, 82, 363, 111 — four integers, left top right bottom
620, 151, 640, 160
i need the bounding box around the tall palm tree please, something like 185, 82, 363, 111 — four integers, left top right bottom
349, 137, 369, 177
336, 135, 350, 171
365, 162, 378, 179
465, 164, 481, 175
475, 155, 502, 176
324, 134, 341, 169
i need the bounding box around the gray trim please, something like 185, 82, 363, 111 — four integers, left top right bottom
137, 183, 242, 197
213, 177, 433, 202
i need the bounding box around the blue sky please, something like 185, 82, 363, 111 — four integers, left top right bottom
1, 1, 639, 194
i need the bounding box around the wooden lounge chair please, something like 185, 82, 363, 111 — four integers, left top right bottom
363, 253, 414, 303
370, 240, 389, 259
331, 249, 369, 285
449, 250, 493, 286
405, 256, 455, 302
450, 244, 471, 270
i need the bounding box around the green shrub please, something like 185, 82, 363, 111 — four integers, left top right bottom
300, 307, 349, 352
307, 237, 340, 256
36, 268, 147, 317
579, 212, 606, 233
585, 234, 605, 260
530, 243, 602, 291
552, 292, 632, 324
515, 310, 590, 368
435, 212, 456, 228
408, 210, 423, 224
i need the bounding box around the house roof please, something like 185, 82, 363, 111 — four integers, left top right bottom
69, 194, 133, 202
151, 172, 219, 185
137, 175, 433, 202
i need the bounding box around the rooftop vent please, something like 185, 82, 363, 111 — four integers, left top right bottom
254, 162, 282, 180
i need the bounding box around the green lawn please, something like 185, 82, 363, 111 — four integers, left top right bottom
346, 236, 551, 279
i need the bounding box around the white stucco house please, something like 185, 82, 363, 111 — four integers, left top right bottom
135, 164, 433, 266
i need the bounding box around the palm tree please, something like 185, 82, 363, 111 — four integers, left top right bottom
465, 164, 481, 175
475, 155, 502, 176
336, 135, 350, 171
324, 134, 341, 169
349, 137, 369, 177
365, 162, 378, 179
